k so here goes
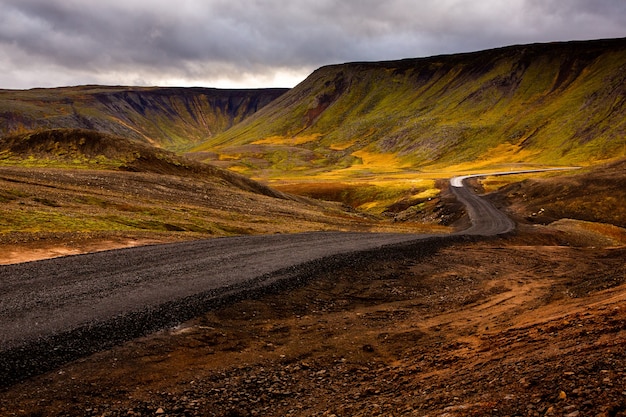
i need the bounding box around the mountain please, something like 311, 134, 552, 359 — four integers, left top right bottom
0, 86, 287, 151
193, 38, 626, 178
3, 38, 625, 216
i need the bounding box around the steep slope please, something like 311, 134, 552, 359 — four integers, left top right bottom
195, 38, 626, 177
0, 86, 287, 151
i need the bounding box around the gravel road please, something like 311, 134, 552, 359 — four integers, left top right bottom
449, 180, 515, 235
0, 175, 512, 386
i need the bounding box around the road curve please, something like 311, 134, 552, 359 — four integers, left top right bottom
449, 167, 579, 235
0, 169, 555, 385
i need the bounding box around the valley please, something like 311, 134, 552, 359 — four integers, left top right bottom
4, 39, 626, 218
0, 37, 625, 416
0, 129, 438, 265
0, 86, 288, 151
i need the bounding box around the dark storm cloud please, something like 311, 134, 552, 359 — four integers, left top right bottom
0, 0, 624, 89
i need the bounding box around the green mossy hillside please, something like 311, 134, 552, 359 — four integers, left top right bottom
195, 38, 626, 177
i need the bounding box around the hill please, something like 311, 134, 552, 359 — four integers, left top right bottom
489, 158, 626, 230
0, 129, 432, 264
0, 128, 289, 198
194, 38, 626, 178
0, 86, 287, 151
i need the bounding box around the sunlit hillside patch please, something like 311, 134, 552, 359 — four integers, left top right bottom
353, 178, 439, 213
272, 175, 439, 215
348, 149, 411, 172
218, 152, 243, 161
252, 134, 321, 146
329, 141, 356, 151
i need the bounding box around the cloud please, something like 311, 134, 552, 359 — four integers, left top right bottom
0, 0, 624, 89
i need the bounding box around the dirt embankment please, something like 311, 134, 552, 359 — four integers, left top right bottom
488, 159, 626, 228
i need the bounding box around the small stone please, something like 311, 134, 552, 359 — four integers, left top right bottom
558, 390, 567, 400
155, 408, 165, 415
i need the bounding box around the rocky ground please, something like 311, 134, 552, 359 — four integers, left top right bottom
1, 222, 625, 416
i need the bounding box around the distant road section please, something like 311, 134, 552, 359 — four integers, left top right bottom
0, 167, 576, 386
450, 167, 580, 187
449, 167, 579, 235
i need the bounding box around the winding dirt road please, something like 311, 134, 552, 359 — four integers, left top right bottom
0, 173, 520, 386
449, 168, 579, 235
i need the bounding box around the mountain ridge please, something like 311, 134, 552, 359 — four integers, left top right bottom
194, 37, 626, 177
0, 86, 288, 151
2, 38, 625, 214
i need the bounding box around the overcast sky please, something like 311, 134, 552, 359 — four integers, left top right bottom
1, 0, 625, 90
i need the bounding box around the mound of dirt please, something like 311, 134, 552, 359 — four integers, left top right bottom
0, 128, 145, 160
541, 218, 626, 247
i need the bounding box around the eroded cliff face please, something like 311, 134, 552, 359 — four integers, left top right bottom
0, 86, 288, 150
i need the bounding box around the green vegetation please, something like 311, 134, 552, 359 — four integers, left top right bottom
194, 38, 626, 179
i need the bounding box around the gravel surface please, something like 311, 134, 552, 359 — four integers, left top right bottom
0, 231, 454, 386
1, 237, 625, 416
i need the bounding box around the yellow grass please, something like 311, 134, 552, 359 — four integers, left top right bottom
479, 142, 541, 165
228, 165, 249, 174
252, 134, 321, 146
218, 153, 242, 161
351, 150, 410, 171
329, 141, 356, 151
412, 187, 440, 200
